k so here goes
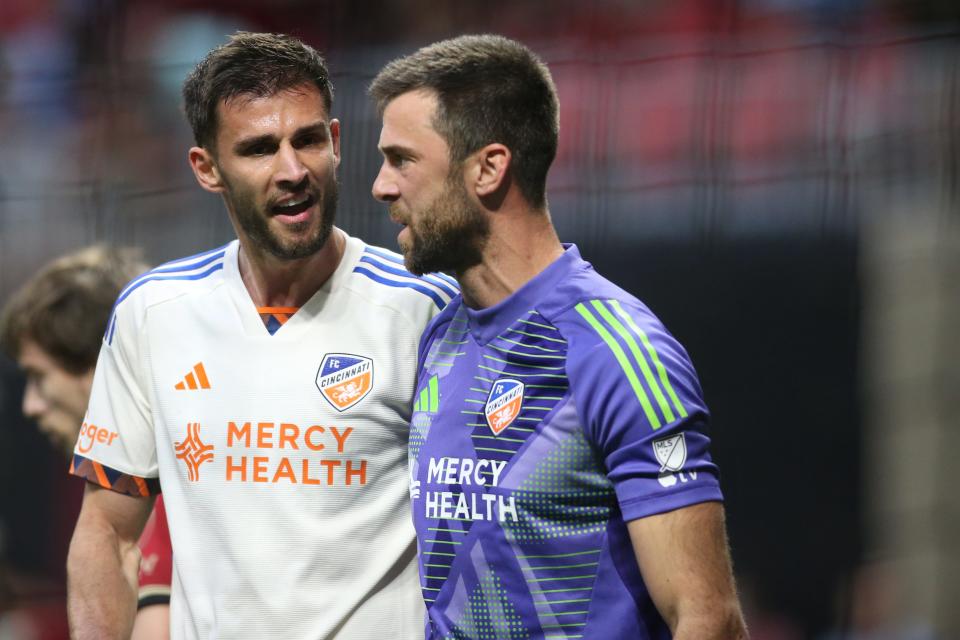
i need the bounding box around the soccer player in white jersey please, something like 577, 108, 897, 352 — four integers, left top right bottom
66, 32, 455, 639
371, 36, 747, 638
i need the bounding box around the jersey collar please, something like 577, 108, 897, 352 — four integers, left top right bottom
464, 244, 582, 345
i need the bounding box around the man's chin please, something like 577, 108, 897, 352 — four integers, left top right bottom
261, 225, 332, 261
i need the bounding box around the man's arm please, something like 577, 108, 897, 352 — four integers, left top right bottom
131, 496, 172, 640
67, 482, 155, 640
629, 501, 747, 639
131, 604, 170, 640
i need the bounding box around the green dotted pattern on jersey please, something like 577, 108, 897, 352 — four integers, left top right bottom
504, 430, 616, 542
446, 572, 530, 640
409, 412, 432, 460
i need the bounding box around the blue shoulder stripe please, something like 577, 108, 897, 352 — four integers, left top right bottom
352, 266, 448, 309
357, 255, 458, 298
107, 261, 225, 344
363, 247, 459, 289
118, 244, 228, 302
117, 259, 224, 307
157, 243, 229, 270
363, 245, 404, 264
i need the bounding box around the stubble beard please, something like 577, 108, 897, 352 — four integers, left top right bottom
400, 172, 489, 276
229, 173, 339, 261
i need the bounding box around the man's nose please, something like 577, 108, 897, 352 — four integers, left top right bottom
274, 143, 309, 188
372, 162, 398, 202
22, 379, 47, 420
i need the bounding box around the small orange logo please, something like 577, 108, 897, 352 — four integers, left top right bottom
175, 422, 214, 482
485, 379, 525, 435
175, 362, 211, 391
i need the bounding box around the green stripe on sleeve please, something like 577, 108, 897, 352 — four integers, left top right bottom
610, 299, 688, 419
428, 374, 439, 413
574, 303, 662, 429
419, 387, 429, 413
591, 300, 675, 424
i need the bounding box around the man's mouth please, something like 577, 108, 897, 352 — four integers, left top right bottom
271, 194, 316, 218
389, 208, 408, 227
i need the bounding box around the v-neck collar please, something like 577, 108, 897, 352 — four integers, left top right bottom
223, 231, 363, 338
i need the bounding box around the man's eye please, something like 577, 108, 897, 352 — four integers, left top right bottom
296, 134, 322, 147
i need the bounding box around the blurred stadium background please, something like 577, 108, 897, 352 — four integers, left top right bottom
0, 0, 957, 638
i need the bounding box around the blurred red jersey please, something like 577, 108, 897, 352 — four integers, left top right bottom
137, 496, 171, 608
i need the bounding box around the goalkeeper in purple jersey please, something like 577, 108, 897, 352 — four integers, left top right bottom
370, 35, 747, 639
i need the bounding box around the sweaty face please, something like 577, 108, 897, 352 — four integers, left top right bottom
209, 85, 340, 261
373, 89, 489, 276
17, 340, 93, 457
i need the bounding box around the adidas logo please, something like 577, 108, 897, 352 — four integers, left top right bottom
174, 362, 211, 391
413, 374, 439, 413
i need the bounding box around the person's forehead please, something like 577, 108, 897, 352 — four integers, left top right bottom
216, 86, 329, 135
380, 89, 447, 149
17, 339, 59, 372
383, 89, 439, 129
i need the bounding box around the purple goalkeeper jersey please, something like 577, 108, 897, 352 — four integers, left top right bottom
410, 245, 723, 639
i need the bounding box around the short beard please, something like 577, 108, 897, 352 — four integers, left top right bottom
230, 174, 339, 261
401, 170, 488, 276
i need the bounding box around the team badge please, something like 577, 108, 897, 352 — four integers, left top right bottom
316, 353, 374, 412
485, 379, 524, 435
653, 433, 687, 472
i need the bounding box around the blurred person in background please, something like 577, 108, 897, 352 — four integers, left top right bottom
0, 245, 172, 640
65, 31, 454, 639
371, 34, 747, 639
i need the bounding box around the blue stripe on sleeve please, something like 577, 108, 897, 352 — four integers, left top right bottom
357, 255, 458, 298
352, 266, 447, 309
118, 246, 227, 302
362, 247, 459, 290
107, 262, 225, 344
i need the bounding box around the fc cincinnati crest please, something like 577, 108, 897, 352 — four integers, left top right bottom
485, 379, 524, 435
316, 353, 374, 412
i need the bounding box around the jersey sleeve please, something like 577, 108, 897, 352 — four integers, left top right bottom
69, 297, 160, 496
137, 496, 172, 609
563, 297, 723, 521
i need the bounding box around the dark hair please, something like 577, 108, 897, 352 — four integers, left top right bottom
369, 34, 558, 209
0, 246, 148, 374
183, 31, 334, 150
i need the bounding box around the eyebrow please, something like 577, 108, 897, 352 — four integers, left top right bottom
378, 143, 417, 158
233, 121, 329, 154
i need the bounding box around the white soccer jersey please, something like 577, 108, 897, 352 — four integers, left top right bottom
71, 231, 457, 639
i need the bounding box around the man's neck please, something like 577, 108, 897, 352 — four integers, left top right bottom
237, 228, 346, 308
457, 211, 563, 310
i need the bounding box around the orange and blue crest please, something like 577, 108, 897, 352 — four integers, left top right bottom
484, 378, 525, 435
316, 353, 374, 412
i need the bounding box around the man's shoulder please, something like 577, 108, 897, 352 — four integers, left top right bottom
541, 266, 659, 341
114, 242, 232, 312
345, 240, 459, 317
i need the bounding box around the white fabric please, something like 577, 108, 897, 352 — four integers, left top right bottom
79, 232, 451, 639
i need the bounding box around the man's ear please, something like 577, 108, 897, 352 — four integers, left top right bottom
472, 143, 511, 197
329, 119, 341, 168
188, 146, 225, 194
